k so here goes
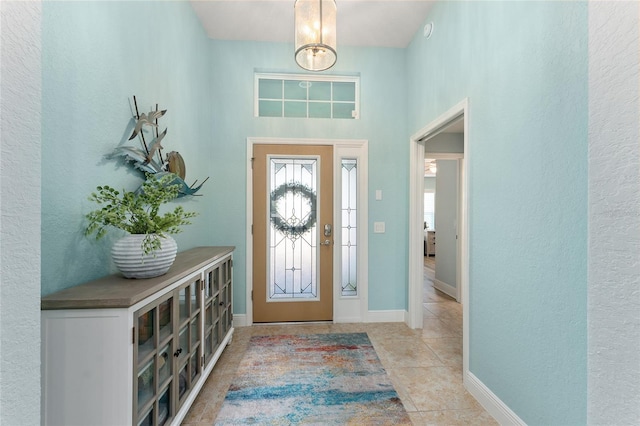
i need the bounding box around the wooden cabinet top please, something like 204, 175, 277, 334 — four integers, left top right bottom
42, 246, 234, 310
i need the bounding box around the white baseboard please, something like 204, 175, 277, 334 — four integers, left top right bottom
232, 314, 248, 327
465, 371, 526, 426
434, 278, 457, 299
233, 311, 406, 326
366, 310, 405, 323
334, 316, 363, 323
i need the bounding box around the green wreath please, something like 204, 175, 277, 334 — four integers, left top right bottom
270, 182, 317, 237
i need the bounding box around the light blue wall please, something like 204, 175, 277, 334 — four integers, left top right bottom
434, 160, 457, 289
424, 176, 436, 191
425, 132, 463, 153
41, 1, 213, 295
407, 2, 588, 424
209, 41, 408, 314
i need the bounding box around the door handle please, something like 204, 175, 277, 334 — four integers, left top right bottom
324, 224, 332, 237
320, 239, 332, 246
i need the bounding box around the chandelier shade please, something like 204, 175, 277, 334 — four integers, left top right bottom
294, 0, 337, 71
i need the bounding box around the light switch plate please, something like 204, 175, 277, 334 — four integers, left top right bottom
374, 222, 385, 233
375, 190, 382, 200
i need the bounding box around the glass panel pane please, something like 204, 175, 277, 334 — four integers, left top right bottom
137, 359, 155, 411
138, 309, 154, 362
222, 311, 229, 334
158, 298, 172, 343
213, 296, 219, 318
333, 102, 355, 119
178, 364, 188, 400
309, 81, 331, 100
341, 159, 357, 296
137, 407, 153, 426
259, 100, 282, 117
179, 286, 188, 322
190, 282, 198, 313
178, 326, 188, 362
309, 102, 331, 118
190, 353, 199, 381
205, 332, 212, 358
158, 387, 171, 426
190, 317, 199, 348
213, 323, 219, 346
284, 80, 307, 100
268, 157, 318, 300
204, 271, 212, 298
284, 101, 307, 118
258, 78, 282, 99
205, 304, 212, 327
333, 81, 355, 101
158, 344, 172, 385
213, 268, 219, 293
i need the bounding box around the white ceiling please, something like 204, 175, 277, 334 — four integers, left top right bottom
189, 0, 436, 48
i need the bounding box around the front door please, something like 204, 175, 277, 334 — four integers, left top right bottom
252, 144, 333, 322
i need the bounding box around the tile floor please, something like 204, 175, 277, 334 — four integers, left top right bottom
183, 260, 497, 425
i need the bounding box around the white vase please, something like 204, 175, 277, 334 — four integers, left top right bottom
111, 234, 178, 279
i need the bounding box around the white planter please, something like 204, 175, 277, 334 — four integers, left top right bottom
111, 234, 178, 279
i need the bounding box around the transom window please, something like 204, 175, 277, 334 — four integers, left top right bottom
255, 73, 359, 119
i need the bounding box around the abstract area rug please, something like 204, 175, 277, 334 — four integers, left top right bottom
215, 333, 411, 425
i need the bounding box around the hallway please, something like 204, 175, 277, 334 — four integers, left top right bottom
183, 263, 496, 425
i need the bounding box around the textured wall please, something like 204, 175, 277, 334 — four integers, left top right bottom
41, 1, 213, 295
0, 1, 42, 424
407, 2, 588, 423
588, 2, 640, 424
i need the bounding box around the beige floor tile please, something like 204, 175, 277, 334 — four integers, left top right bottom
422, 305, 438, 319
424, 289, 454, 303
423, 302, 459, 320
374, 337, 443, 368
408, 410, 425, 424
390, 366, 481, 412
422, 336, 463, 367
421, 317, 461, 338
366, 322, 421, 340
418, 409, 499, 425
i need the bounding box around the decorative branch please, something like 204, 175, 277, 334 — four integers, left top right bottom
133, 95, 150, 155
155, 102, 164, 163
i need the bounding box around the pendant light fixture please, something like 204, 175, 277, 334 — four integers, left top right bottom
294, 0, 337, 71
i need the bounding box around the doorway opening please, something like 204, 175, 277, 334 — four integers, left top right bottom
408, 98, 469, 376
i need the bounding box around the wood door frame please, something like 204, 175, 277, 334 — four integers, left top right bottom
246, 137, 369, 326
408, 98, 469, 375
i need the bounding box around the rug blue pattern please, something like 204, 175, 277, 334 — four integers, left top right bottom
215, 333, 411, 425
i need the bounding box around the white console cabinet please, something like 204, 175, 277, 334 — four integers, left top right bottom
41, 246, 234, 426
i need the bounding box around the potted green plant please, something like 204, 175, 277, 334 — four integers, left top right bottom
85, 172, 198, 278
